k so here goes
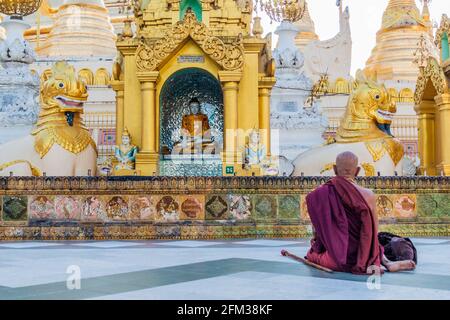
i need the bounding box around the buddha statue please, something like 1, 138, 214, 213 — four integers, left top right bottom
114, 128, 138, 171
173, 98, 216, 155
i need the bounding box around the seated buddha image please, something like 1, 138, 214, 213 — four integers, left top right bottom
172, 97, 216, 155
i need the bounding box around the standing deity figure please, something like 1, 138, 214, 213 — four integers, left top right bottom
243, 130, 280, 176
244, 130, 266, 168
114, 128, 138, 170
173, 97, 215, 154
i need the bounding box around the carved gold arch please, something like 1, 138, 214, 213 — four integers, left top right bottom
94, 68, 111, 85
78, 68, 94, 86
135, 10, 244, 72
414, 57, 449, 105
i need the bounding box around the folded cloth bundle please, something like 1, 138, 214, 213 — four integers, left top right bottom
378, 232, 418, 264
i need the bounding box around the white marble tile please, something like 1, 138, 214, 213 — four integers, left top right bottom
232, 240, 303, 247
411, 238, 450, 245
70, 241, 144, 248
154, 241, 224, 247
0, 242, 63, 249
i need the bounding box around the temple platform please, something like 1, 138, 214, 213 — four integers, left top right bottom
159, 156, 223, 176
0, 176, 449, 240
0, 238, 448, 300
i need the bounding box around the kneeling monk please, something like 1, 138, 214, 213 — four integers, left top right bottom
305, 151, 416, 274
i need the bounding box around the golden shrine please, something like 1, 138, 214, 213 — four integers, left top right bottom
414, 14, 450, 176
112, 0, 276, 176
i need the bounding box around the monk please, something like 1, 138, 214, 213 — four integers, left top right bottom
305, 151, 416, 274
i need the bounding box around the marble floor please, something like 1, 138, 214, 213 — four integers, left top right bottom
0, 238, 449, 300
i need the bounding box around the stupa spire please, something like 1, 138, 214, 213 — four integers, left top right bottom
421, 0, 431, 22
381, 0, 425, 30
365, 0, 437, 82
294, 0, 319, 50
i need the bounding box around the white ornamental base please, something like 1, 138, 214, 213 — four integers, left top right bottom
271, 127, 327, 162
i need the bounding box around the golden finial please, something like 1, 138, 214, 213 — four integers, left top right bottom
252, 16, 263, 38
122, 127, 131, 138
0, 0, 42, 18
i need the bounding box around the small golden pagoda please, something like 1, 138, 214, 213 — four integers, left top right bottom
414, 15, 450, 176
112, 0, 276, 176
365, 0, 435, 82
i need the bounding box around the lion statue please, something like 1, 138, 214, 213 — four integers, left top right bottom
0, 61, 97, 176
292, 71, 404, 176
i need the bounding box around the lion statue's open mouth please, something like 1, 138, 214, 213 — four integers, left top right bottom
55, 95, 84, 111
376, 110, 395, 136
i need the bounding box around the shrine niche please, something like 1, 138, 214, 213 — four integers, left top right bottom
114, 3, 275, 176
414, 56, 450, 176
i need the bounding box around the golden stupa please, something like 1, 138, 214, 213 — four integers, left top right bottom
37, 0, 117, 56
365, 0, 435, 82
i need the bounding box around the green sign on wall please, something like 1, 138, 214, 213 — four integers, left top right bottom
225, 166, 234, 175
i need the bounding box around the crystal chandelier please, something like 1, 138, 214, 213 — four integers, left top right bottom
255, 0, 306, 23
0, 0, 42, 18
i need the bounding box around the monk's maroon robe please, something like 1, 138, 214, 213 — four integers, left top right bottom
305, 176, 383, 274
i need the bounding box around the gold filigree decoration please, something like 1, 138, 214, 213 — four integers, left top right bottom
365, 141, 385, 162
0, 0, 42, 17
320, 163, 335, 174
32, 61, 97, 158
365, 139, 404, 166
414, 57, 449, 106
0, 160, 42, 176
361, 162, 375, 177
435, 14, 450, 48
135, 9, 244, 72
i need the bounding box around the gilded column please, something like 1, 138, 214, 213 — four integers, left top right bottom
117, 43, 141, 146
111, 80, 124, 140
219, 71, 242, 175
136, 71, 160, 175
259, 77, 276, 156
435, 93, 450, 175
415, 100, 436, 175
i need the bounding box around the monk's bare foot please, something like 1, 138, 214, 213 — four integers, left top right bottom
385, 260, 416, 272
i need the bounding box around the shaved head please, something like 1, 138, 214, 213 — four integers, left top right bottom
334, 152, 360, 179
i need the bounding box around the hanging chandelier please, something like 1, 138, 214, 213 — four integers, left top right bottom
254, 0, 306, 23
0, 0, 42, 18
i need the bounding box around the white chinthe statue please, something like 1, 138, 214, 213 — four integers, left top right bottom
292, 71, 404, 177
0, 61, 98, 176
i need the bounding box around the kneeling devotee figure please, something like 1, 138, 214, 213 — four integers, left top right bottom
305, 151, 416, 274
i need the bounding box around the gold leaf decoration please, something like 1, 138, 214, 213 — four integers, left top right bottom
414, 57, 449, 106
135, 9, 244, 72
